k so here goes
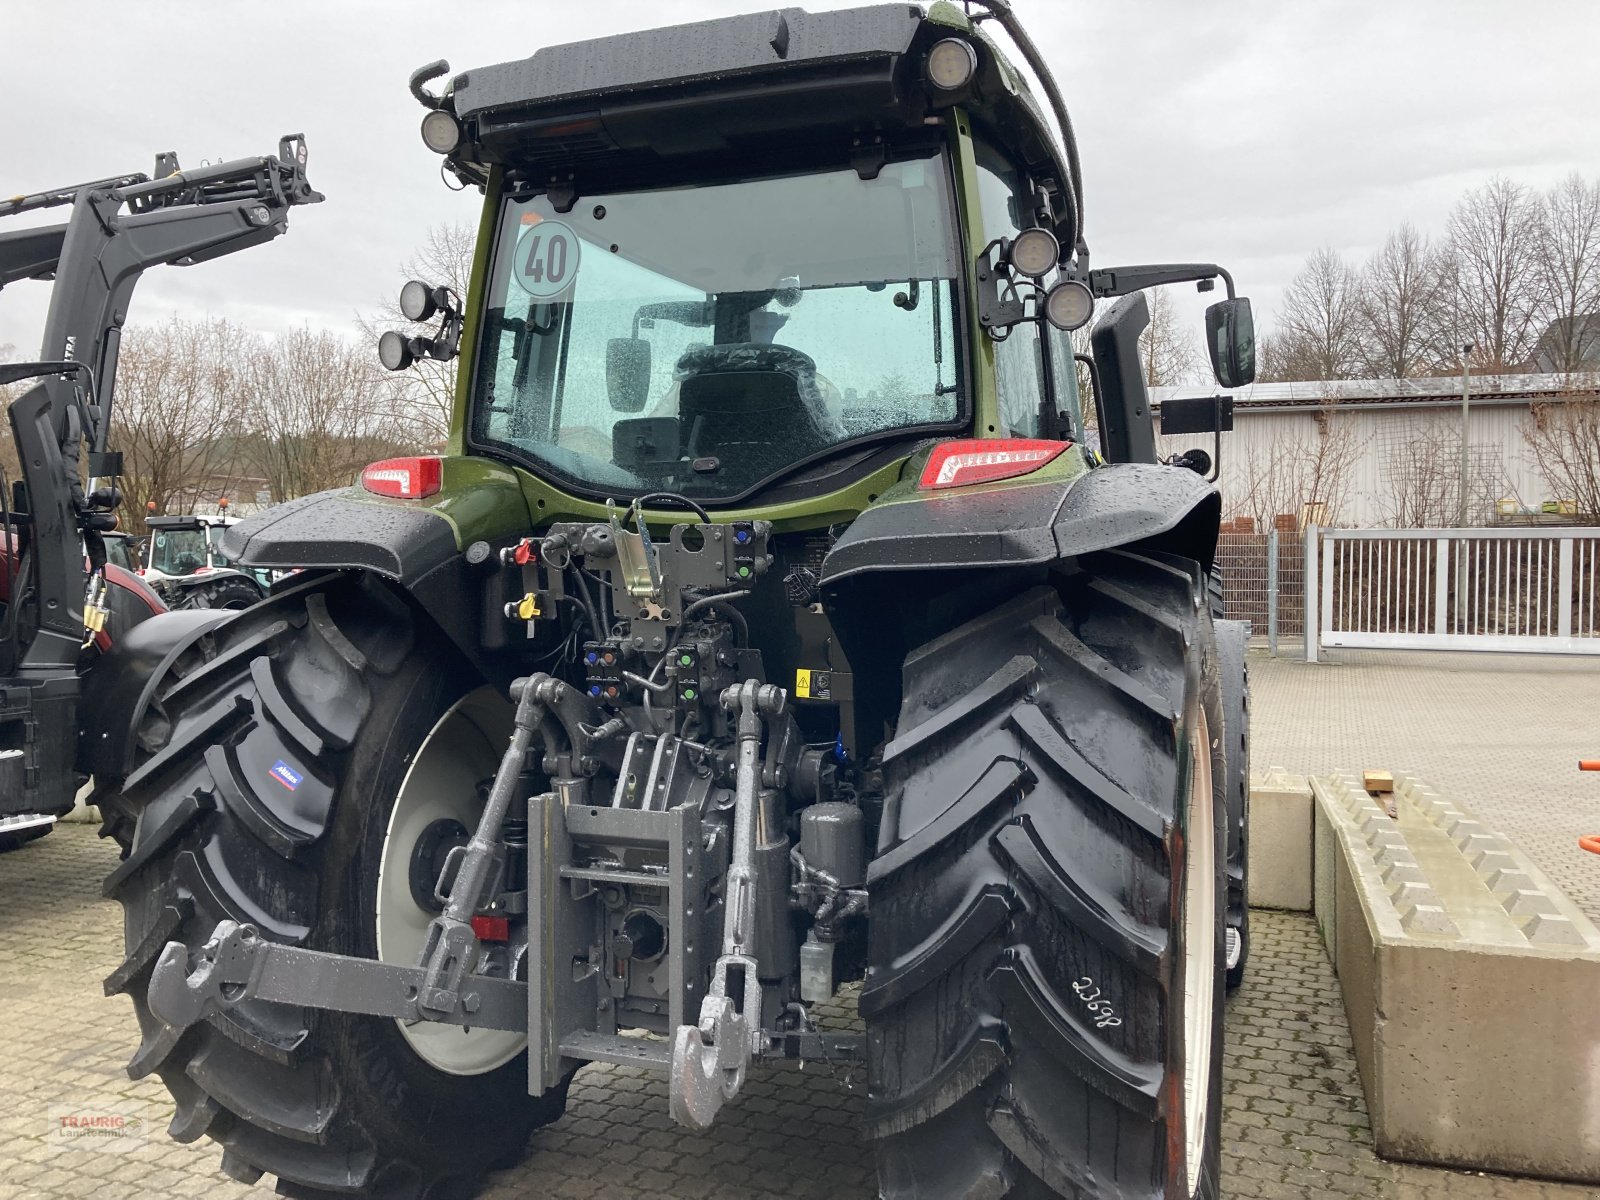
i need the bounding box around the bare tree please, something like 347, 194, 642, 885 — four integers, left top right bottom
1224, 405, 1361, 531
110, 318, 252, 533
1532, 173, 1600, 373
1139, 287, 1200, 387
357, 222, 477, 450
1447, 176, 1543, 372
1260, 247, 1361, 381
1356, 223, 1450, 378
1372, 414, 1519, 528
1524, 391, 1600, 520
248, 327, 405, 503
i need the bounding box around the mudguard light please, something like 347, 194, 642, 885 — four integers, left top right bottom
919, 438, 1067, 490
362, 456, 442, 499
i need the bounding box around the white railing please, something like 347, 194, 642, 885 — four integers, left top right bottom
1313, 527, 1600, 654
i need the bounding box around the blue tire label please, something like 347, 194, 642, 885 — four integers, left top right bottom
269, 760, 303, 791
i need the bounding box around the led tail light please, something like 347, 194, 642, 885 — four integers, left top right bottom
361, 456, 442, 499
919, 438, 1068, 490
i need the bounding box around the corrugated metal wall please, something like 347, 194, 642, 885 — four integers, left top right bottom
1156, 401, 1559, 528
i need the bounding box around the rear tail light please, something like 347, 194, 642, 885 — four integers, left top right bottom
361, 456, 442, 499
471, 915, 510, 943
919, 438, 1068, 490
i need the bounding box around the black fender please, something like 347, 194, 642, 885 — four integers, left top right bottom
819, 462, 1221, 744
77, 607, 233, 780
219, 485, 525, 677
819, 461, 1220, 585
221, 488, 459, 585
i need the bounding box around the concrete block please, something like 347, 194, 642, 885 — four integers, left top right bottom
1311, 772, 1600, 1184
1247, 766, 1313, 912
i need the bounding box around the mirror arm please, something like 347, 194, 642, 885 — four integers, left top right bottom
1088, 263, 1235, 301
631, 300, 714, 338
976, 239, 1027, 335
1207, 392, 1222, 482
1073, 352, 1103, 448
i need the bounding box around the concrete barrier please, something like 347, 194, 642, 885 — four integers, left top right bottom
1312, 771, 1600, 1184
1247, 767, 1313, 911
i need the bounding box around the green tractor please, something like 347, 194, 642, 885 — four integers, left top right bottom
91, 4, 1254, 1196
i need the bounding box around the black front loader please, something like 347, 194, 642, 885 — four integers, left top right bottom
0, 138, 320, 817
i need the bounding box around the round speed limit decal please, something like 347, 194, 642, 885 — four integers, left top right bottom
512, 219, 581, 299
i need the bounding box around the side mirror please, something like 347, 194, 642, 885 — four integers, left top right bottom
1205, 297, 1256, 388
607, 338, 652, 413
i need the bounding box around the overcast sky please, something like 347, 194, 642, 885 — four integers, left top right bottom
4, 0, 1598, 358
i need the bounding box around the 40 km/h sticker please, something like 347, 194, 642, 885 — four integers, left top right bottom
512, 218, 580, 299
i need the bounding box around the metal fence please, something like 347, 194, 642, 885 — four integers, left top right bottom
1215, 529, 1306, 651
1314, 527, 1600, 654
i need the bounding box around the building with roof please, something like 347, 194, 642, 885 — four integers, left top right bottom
1149, 372, 1600, 530
1531, 316, 1600, 374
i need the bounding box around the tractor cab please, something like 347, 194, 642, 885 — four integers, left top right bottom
374, 1, 1252, 516
140, 514, 270, 609
142, 514, 234, 579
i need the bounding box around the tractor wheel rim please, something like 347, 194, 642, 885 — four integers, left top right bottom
375, 685, 527, 1076
1181, 704, 1218, 1193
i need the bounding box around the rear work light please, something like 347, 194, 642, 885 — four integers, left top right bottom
919, 438, 1068, 490
361, 456, 443, 499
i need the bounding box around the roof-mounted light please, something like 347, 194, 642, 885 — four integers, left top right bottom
420, 109, 461, 155
1008, 227, 1060, 279
919, 438, 1067, 490
1043, 280, 1095, 331
926, 38, 977, 91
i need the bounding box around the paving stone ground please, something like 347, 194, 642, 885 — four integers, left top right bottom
1, 645, 1595, 1198
4, 831, 1592, 1199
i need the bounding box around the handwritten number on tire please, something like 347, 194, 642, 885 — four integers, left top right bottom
1072, 976, 1122, 1029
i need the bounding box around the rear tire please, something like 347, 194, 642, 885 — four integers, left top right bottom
188, 575, 263, 610
100, 574, 566, 1198
864, 549, 1227, 1199
1215, 620, 1250, 991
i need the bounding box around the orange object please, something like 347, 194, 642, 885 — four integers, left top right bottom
1580, 760, 1600, 772
1580, 835, 1600, 855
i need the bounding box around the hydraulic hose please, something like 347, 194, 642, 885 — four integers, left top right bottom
966, 0, 1086, 257
635, 491, 712, 524
677, 590, 751, 647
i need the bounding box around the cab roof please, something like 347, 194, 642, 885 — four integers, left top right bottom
438, 3, 1074, 242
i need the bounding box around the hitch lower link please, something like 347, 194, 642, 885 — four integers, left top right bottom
669, 681, 786, 1129
145, 674, 565, 1038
